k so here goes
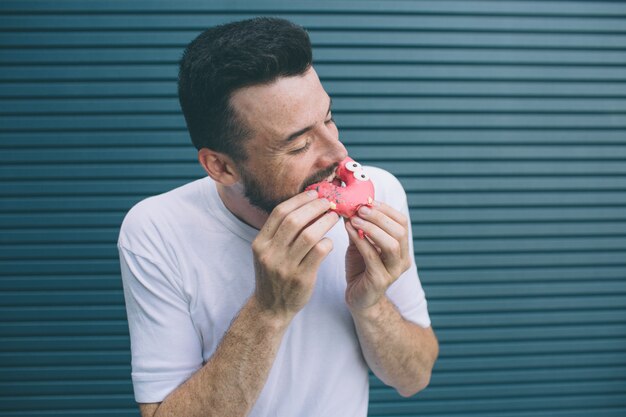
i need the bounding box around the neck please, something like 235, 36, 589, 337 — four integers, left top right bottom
216, 182, 269, 230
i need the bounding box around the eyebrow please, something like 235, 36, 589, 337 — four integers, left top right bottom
284, 97, 333, 143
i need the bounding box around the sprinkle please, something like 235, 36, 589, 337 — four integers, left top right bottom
329, 202, 337, 210
367, 197, 373, 205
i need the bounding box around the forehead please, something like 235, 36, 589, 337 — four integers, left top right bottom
229, 67, 329, 144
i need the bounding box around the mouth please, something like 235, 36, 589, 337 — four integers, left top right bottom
300, 165, 341, 192
324, 170, 343, 187
324, 172, 337, 183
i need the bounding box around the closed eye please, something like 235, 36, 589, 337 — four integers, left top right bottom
289, 140, 312, 155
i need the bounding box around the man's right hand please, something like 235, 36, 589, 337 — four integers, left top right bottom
252, 190, 339, 319
139, 190, 338, 417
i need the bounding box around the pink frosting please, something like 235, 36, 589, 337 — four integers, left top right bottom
305, 157, 375, 238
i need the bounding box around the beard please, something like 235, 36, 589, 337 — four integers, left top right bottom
239, 162, 339, 214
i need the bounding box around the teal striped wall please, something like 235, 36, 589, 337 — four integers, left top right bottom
1, 1, 626, 416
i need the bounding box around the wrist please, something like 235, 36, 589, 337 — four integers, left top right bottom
247, 296, 294, 332
349, 296, 389, 322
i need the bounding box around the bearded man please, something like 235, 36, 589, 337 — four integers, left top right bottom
118, 17, 438, 417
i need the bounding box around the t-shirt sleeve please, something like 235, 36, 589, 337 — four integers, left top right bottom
119, 244, 203, 403
371, 167, 432, 328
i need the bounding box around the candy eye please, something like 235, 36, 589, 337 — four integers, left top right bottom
354, 171, 369, 181
345, 161, 362, 172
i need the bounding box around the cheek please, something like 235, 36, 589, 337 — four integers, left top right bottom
260, 165, 299, 192
275, 163, 311, 193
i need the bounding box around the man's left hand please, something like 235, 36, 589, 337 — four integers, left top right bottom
344, 201, 412, 311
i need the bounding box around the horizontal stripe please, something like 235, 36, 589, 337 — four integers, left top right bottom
2, 0, 626, 15
2, 14, 626, 32
5, 80, 626, 98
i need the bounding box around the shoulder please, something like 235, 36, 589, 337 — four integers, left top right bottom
365, 165, 404, 188
118, 178, 208, 251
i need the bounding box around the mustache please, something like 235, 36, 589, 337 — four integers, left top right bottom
299, 163, 339, 193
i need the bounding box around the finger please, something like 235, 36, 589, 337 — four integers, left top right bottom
350, 216, 405, 273
357, 205, 409, 261
299, 236, 334, 271
350, 216, 397, 254
357, 205, 405, 242
290, 211, 340, 261
272, 198, 333, 247
371, 201, 409, 228
345, 221, 385, 273
260, 190, 320, 239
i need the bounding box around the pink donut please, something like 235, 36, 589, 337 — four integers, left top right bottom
305, 156, 375, 238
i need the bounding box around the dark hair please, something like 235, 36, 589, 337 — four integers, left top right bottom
177, 17, 313, 161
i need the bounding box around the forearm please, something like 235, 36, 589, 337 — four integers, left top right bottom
150, 296, 291, 417
350, 296, 438, 397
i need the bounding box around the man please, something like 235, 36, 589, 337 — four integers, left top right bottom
118, 17, 438, 417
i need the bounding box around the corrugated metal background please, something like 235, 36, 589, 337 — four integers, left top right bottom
1, 1, 626, 416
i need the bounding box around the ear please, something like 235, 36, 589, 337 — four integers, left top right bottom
198, 148, 240, 186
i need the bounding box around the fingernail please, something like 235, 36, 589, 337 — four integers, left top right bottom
359, 206, 371, 215
307, 190, 318, 197
351, 217, 363, 226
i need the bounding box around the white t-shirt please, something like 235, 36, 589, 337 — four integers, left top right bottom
118, 166, 430, 416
